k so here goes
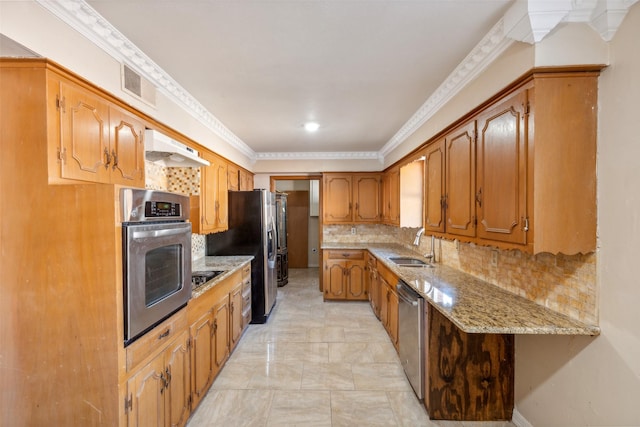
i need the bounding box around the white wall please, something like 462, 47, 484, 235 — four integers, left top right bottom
514, 4, 640, 425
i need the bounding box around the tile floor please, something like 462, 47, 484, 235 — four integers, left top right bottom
187, 268, 516, 427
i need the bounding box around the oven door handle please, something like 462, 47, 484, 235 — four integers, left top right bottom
131, 227, 189, 239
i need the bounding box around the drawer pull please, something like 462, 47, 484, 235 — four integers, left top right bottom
158, 329, 170, 340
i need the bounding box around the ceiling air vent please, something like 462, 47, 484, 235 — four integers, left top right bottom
122, 63, 156, 107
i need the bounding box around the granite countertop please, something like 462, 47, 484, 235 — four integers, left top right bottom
322, 242, 600, 336
191, 255, 253, 298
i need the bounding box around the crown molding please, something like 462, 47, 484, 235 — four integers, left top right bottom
379, 18, 514, 158
504, 0, 639, 44
38, 0, 625, 165
255, 151, 382, 162
35, 0, 256, 160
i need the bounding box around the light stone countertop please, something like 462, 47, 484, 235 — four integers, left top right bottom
322, 242, 600, 336
191, 255, 253, 299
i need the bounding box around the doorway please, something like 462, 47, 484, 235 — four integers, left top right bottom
272, 176, 321, 268
286, 191, 309, 268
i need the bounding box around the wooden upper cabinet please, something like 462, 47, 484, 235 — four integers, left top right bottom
109, 106, 145, 187
353, 174, 382, 222
323, 174, 353, 223
53, 75, 145, 187
382, 166, 400, 226
476, 90, 527, 246
527, 72, 598, 254
57, 79, 111, 183
445, 120, 477, 238
215, 160, 229, 229
323, 173, 381, 224
419, 70, 600, 254
199, 151, 228, 234
424, 139, 445, 233
227, 163, 239, 191
239, 169, 253, 190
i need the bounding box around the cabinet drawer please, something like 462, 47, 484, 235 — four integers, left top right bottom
242, 264, 251, 278
326, 250, 364, 260
242, 305, 252, 326
125, 308, 187, 372
242, 290, 251, 308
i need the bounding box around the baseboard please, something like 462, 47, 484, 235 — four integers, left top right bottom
512, 407, 533, 427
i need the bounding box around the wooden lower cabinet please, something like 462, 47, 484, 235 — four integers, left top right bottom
230, 282, 244, 351
424, 307, 514, 421
189, 308, 216, 410
366, 252, 381, 319
188, 288, 230, 411
323, 250, 367, 300
377, 261, 399, 350
187, 267, 249, 413
125, 329, 190, 427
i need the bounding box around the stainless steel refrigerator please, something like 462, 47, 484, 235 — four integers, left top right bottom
206, 189, 277, 323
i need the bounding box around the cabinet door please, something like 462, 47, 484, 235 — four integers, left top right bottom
215, 160, 229, 230
388, 167, 400, 224
369, 266, 381, 319
201, 151, 229, 233
476, 90, 527, 245
189, 310, 214, 409
239, 169, 253, 191
379, 276, 389, 329
165, 331, 190, 427
110, 106, 145, 187
445, 121, 477, 237
424, 139, 445, 233
323, 174, 353, 223
213, 296, 230, 369
346, 261, 367, 300
353, 174, 381, 222
227, 163, 239, 191
59, 80, 111, 183
387, 284, 399, 349
324, 260, 347, 299
229, 284, 243, 350
127, 355, 165, 427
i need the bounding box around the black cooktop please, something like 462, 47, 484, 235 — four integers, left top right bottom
191, 270, 224, 289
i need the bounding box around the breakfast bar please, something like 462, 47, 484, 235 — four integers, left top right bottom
322, 242, 598, 420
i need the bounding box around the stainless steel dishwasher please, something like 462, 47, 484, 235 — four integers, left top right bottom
397, 280, 425, 400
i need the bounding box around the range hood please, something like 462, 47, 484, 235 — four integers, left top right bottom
145, 129, 210, 167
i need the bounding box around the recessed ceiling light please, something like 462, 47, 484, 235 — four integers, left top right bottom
304, 122, 320, 132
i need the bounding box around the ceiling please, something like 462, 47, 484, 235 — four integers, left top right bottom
82, 0, 514, 157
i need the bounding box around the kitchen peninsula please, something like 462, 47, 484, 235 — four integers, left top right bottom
322, 241, 598, 420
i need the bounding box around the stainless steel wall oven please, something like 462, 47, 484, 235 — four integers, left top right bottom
121, 189, 192, 346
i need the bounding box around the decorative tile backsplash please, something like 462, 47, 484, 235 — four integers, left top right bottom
324, 224, 597, 325
145, 160, 206, 260
145, 161, 201, 196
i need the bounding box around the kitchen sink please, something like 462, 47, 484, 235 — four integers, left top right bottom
388, 257, 433, 267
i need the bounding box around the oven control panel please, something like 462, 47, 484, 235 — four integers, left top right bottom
121, 188, 190, 223
145, 201, 181, 218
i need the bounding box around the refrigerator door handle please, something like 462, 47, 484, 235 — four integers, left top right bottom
267, 228, 276, 262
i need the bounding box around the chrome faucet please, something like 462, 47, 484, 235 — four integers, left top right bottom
425, 235, 436, 263
413, 227, 425, 246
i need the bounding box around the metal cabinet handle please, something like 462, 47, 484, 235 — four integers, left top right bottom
111, 149, 118, 169
104, 148, 111, 167
475, 188, 483, 207
158, 328, 170, 340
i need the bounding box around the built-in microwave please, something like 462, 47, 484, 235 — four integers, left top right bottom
121, 188, 192, 346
